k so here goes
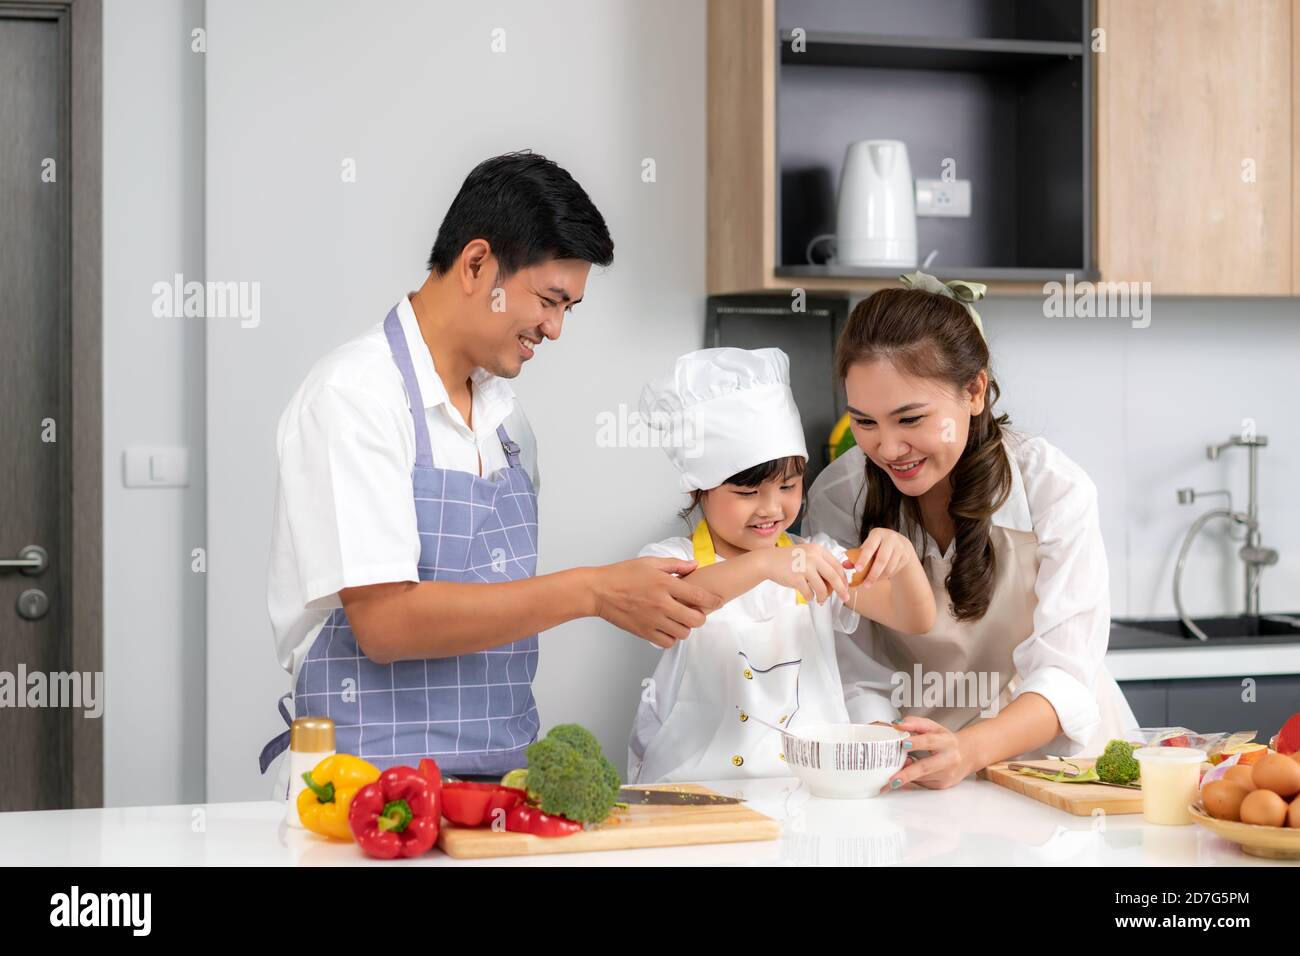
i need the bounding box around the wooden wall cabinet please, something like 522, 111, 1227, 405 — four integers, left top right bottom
709, 0, 1300, 297
1095, 0, 1297, 295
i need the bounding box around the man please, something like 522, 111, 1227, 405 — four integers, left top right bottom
261, 152, 718, 781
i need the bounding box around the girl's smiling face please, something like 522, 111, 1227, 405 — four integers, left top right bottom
844, 359, 987, 499
700, 464, 804, 558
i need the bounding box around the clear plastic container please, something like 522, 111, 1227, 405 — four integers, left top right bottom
1134, 746, 1206, 825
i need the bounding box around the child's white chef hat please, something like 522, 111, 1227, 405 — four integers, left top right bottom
639, 347, 808, 492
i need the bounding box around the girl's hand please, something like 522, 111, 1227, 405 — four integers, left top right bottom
761, 541, 850, 605
879, 716, 975, 792
847, 527, 919, 588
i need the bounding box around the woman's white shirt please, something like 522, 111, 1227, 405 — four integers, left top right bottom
805, 430, 1112, 751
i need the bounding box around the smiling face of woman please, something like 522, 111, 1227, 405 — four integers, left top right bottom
844, 359, 988, 502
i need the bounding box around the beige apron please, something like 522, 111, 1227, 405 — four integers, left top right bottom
862, 526, 1134, 760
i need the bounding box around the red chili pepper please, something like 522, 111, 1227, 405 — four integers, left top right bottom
440, 781, 526, 828
348, 765, 441, 859
505, 803, 583, 838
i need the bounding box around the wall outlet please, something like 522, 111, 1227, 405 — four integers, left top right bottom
915, 178, 971, 217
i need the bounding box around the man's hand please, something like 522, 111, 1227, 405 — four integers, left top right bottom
591, 557, 722, 648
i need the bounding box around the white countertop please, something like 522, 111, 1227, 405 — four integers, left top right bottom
1106, 644, 1300, 681
1, 775, 1293, 866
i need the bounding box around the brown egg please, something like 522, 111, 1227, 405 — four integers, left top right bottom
1252, 753, 1300, 799
843, 547, 876, 587
1289, 797, 1300, 829
1240, 788, 1289, 827
1202, 780, 1249, 821
1224, 765, 1257, 791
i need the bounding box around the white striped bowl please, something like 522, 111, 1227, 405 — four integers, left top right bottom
781, 723, 909, 799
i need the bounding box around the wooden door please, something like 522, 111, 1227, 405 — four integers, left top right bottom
0, 0, 102, 810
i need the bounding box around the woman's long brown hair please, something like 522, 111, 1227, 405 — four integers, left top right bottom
834, 288, 1012, 622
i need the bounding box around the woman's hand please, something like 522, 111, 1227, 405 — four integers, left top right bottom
879, 716, 977, 792
848, 527, 919, 587
761, 541, 851, 605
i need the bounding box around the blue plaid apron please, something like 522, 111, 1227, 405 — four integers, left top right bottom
260, 307, 540, 775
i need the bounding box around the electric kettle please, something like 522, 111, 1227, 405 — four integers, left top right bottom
835, 139, 917, 268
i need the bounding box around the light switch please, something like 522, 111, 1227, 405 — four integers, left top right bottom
123, 446, 190, 488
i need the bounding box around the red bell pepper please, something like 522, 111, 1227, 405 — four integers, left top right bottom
505, 803, 583, 838
441, 781, 526, 828
348, 765, 441, 859
417, 758, 443, 801
1274, 714, 1300, 755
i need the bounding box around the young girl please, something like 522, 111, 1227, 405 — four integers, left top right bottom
627, 347, 936, 784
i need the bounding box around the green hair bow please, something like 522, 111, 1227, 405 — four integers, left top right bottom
898, 271, 988, 340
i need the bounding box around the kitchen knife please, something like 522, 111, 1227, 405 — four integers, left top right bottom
617, 787, 743, 806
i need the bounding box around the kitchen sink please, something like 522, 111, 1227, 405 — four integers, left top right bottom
1111, 613, 1300, 650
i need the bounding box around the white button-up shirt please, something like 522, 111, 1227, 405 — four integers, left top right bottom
805, 430, 1113, 750
267, 294, 540, 680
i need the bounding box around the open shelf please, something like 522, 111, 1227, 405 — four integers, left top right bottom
780, 31, 1085, 73
774, 0, 1086, 43
773, 0, 1094, 281
776, 264, 1097, 284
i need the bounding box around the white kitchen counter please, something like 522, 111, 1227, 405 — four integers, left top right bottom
1106, 645, 1300, 681
1, 775, 1293, 866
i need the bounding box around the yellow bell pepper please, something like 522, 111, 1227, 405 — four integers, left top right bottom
297, 754, 381, 841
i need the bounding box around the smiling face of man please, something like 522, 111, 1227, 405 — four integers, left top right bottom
469, 256, 592, 379
424, 152, 613, 381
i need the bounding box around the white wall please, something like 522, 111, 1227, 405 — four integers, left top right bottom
982, 296, 1300, 619
101, 0, 1300, 807
202, 0, 707, 801
102, 0, 207, 807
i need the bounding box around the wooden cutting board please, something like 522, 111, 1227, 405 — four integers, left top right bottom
979, 758, 1144, 816
437, 784, 780, 859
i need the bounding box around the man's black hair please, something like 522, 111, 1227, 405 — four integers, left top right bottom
427, 151, 614, 277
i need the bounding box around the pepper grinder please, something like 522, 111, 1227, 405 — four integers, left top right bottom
285, 717, 335, 828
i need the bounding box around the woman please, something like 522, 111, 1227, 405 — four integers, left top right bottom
805, 273, 1137, 791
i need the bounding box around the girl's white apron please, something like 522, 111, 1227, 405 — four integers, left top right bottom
635, 522, 850, 783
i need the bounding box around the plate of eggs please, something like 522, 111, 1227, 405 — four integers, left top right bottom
1193, 751, 1300, 860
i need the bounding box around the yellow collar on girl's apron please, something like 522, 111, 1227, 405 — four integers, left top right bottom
691, 520, 807, 605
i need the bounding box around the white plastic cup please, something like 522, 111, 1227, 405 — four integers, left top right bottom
1134, 746, 1205, 825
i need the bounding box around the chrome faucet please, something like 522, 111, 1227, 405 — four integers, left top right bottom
1174, 434, 1278, 640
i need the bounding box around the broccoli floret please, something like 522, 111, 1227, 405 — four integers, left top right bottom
1095, 739, 1140, 785
545, 723, 603, 759
524, 726, 622, 824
